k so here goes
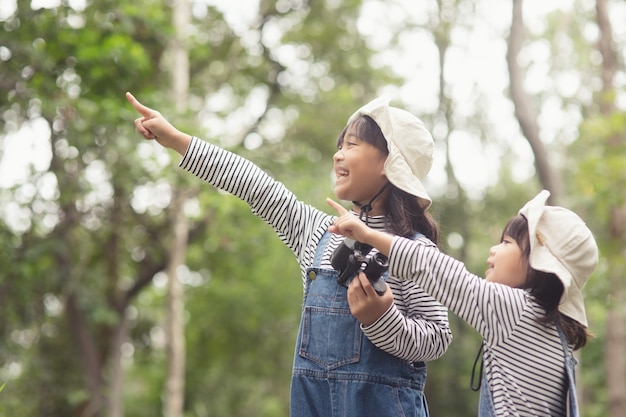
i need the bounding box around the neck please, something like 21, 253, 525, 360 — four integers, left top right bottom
352, 182, 390, 220
351, 201, 385, 216
352, 183, 391, 224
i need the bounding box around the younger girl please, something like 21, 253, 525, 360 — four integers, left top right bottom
127, 93, 452, 416
327, 190, 598, 416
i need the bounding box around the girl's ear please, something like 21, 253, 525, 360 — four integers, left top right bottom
379, 156, 387, 176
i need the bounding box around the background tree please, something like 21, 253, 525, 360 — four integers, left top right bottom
507, 0, 563, 203
162, 0, 192, 416
582, 0, 626, 415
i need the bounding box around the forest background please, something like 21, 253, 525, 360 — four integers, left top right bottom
0, 0, 624, 416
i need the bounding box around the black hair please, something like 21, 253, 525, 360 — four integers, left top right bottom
337, 115, 440, 245
502, 215, 590, 350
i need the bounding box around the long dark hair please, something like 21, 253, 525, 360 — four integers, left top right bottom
337, 115, 440, 245
502, 215, 590, 349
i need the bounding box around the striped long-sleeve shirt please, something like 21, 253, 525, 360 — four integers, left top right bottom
179, 136, 451, 363
389, 236, 571, 416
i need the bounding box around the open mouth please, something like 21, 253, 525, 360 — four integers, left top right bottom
335, 168, 349, 181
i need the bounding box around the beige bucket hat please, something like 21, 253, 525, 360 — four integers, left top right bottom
347, 96, 434, 209
518, 190, 599, 327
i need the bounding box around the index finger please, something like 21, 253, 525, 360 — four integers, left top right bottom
326, 198, 349, 216
126, 92, 154, 118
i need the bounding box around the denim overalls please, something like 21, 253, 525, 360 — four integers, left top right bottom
290, 231, 429, 417
478, 325, 579, 417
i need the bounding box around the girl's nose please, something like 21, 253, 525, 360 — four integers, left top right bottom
489, 245, 497, 256
333, 149, 344, 162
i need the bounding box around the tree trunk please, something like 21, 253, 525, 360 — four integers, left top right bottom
595, 1, 626, 416
506, 0, 562, 203
171, 0, 190, 114
163, 0, 190, 415
108, 314, 129, 417
164, 190, 188, 417
432, 1, 470, 258
606, 304, 626, 415
66, 293, 106, 417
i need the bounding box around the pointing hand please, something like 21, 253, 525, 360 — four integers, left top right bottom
126, 92, 191, 155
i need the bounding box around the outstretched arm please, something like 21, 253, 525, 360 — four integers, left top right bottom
126, 92, 192, 155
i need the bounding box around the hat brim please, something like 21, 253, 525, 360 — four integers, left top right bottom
520, 190, 588, 327
385, 150, 432, 209
348, 97, 433, 209
528, 244, 587, 327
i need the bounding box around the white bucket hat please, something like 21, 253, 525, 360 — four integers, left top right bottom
347, 96, 434, 208
518, 190, 599, 327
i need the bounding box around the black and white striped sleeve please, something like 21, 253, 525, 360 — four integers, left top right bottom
362, 284, 452, 362
178, 137, 333, 267
388, 236, 527, 345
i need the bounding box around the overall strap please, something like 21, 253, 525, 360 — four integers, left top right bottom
556, 322, 580, 417
312, 229, 332, 268
302, 229, 333, 302
556, 323, 577, 377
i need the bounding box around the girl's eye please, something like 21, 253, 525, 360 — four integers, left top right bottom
337, 140, 356, 150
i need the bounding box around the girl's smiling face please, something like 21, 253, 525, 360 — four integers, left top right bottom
333, 126, 388, 211
485, 235, 528, 288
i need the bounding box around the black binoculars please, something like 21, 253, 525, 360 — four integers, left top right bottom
330, 238, 389, 295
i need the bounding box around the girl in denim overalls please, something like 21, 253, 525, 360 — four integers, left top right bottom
329, 190, 598, 416
128, 93, 452, 416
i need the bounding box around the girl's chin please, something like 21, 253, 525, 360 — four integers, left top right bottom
333, 187, 349, 201
334, 186, 365, 204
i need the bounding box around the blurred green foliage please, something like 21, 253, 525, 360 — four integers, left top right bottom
1, 0, 623, 416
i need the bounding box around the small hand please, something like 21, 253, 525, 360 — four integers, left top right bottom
327, 198, 393, 257
126, 92, 160, 140
347, 272, 393, 326
326, 198, 370, 242
125, 92, 191, 155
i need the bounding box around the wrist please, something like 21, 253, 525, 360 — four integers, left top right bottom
365, 229, 392, 257
363, 228, 382, 246
165, 132, 192, 155
362, 228, 376, 246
